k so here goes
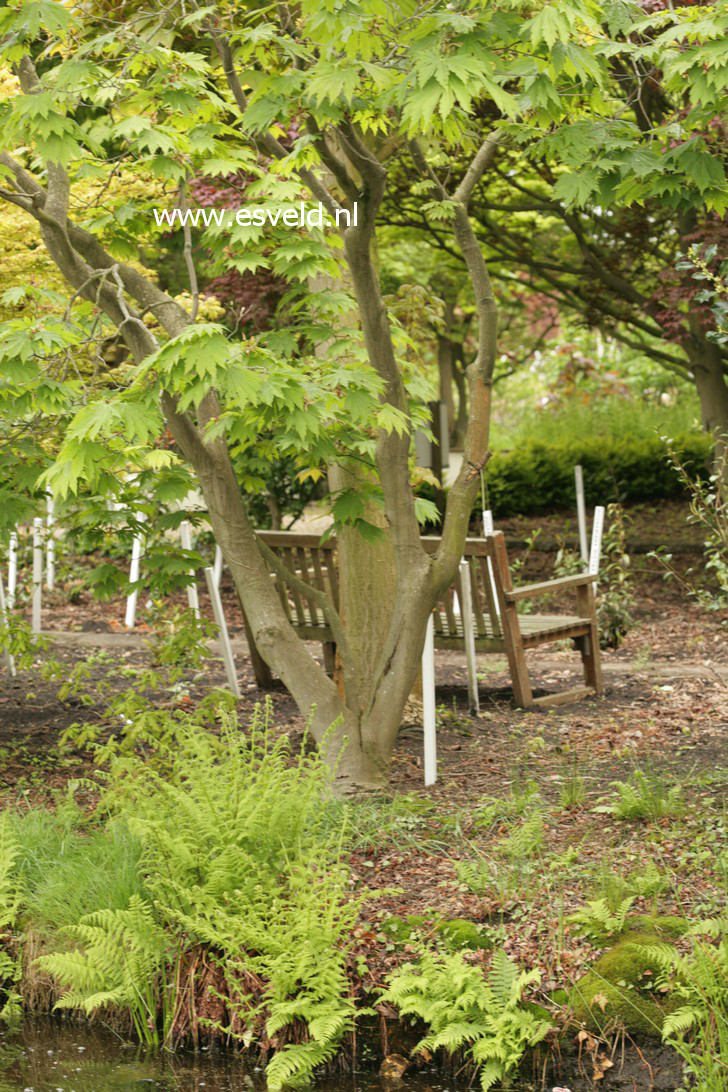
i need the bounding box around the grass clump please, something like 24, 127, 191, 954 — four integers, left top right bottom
6, 810, 144, 933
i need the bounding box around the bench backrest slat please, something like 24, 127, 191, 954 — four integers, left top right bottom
255, 530, 507, 639
296, 545, 318, 627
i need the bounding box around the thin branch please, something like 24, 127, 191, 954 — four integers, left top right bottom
178, 180, 199, 321
454, 130, 504, 205
209, 28, 342, 218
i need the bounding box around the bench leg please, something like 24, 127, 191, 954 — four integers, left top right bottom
490, 534, 533, 707
578, 628, 603, 694
576, 585, 603, 695
502, 612, 533, 707
323, 641, 336, 676
242, 608, 274, 690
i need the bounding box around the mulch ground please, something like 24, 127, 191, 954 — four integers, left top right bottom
0, 497, 725, 1091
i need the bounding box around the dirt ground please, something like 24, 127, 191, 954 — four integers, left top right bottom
0, 498, 726, 1091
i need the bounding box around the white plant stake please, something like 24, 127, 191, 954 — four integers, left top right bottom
7, 531, 17, 609
125, 519, 144, 629
459, 559, 479, 716
212, 544, 223, 588
589, 505, 605, 577
422, 613, 437, 786
179, 520, 200, 617
46, 493, 55, 591
204, 567, 240, 698
482, 509, 500, 619
0, 577, 16, 678
575, 465, 588, 564
32, 518, 42, 633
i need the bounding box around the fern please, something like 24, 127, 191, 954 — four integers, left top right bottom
567, 896, 635, 941
594, 769, 684, 821
638, 924, 728, 1091
38, 895, 168, 1045
0, 817, 21, 933
0, 817, 22, 1022
456, 804, 546, 900
688, 916, 728, 938
381, 949, 551, 1091
43, 704, 362, 1085
499, 812, 544, 860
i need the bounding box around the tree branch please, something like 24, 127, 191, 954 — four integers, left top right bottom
209, 28, 343, 219
454, 130, 504, 205
178, 180, 199, 321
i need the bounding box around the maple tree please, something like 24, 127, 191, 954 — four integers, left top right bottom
1, 0, 724, 789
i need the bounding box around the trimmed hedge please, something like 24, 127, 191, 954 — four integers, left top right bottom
477, 432, 713, 517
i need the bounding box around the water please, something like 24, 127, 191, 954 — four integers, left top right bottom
2, 1018, 659, 1091
0, 1019, 464, 1091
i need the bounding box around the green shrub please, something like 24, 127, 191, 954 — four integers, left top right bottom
650, 440, 728, 610
478, 432, 712, 517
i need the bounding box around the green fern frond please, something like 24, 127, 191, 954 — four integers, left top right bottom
662, 1005, 702, 1037
264, 1037, 339, 1090
688, 917, 728, 938
381, 949, 551, 1089
478, 1060, 505, 1091
568, 895, 635, 939
0, 816, 22, 932
488, 947, 518, 1006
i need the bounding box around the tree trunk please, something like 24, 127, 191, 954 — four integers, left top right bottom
437, 299, 456, 440
327, 463, 396, 706
452, 347, 469, 450
174, 437, 393, 791
686, 329, 728, 485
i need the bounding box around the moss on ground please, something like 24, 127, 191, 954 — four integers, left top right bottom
569, 924, 683, 1039
436, 918, 493, 951
625, 914, 687, 940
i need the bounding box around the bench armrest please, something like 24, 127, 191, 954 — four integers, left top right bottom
504, 572, 597, 602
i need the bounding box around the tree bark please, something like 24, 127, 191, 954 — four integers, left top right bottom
686, 329, 728, 486
327, 464, 396, 709
452, 346, 469, 451
437, 297, 456, 440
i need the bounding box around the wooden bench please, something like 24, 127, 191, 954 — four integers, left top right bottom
253, 529, 602, 708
